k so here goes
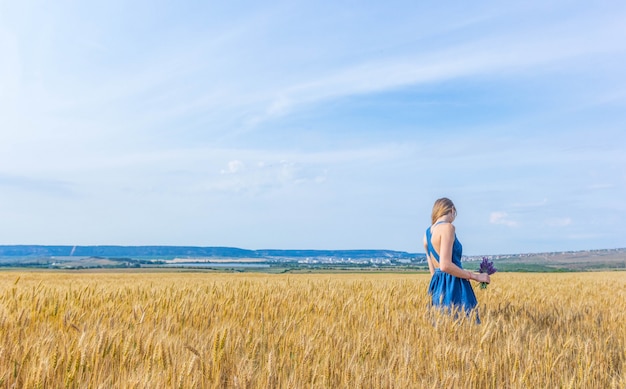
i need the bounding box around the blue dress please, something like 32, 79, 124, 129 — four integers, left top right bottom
426, 222, 478, 317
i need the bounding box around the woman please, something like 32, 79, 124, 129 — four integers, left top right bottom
423, 198, 489, 319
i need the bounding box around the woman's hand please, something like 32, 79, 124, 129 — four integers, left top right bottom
474, 273, 490, 284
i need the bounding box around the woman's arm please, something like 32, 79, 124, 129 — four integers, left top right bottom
438, 224, 490, 283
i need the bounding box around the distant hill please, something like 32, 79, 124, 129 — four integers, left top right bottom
0, 245, 418, 259
464, 248, 626, 272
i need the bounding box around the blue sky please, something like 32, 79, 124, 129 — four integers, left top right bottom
1, 1, 625, 255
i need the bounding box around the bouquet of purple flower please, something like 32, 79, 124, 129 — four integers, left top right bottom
478, 256, 497, 289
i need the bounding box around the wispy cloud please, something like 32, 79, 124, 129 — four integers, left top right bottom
0, 173, 75, 197
211, 159, 327, 194
489, 212, 518, 227
246, 9, 626, 126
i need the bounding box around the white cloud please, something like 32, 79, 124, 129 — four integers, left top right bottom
212, 159, 327, 194
489, 211, 518, 227
221, 160, 245, 174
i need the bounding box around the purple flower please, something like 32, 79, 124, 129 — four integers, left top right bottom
478, 257, 497, 289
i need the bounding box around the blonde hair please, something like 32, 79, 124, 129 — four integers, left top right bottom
431, 197, 455, 224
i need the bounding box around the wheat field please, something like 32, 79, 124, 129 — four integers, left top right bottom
0, 271, 624, 388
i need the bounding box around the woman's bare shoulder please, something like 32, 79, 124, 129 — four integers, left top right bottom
437, 222, 455, 235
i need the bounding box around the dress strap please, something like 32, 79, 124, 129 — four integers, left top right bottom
426, 227, 441, 268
